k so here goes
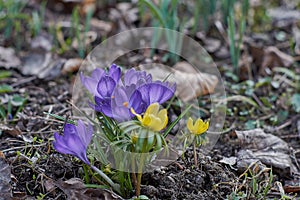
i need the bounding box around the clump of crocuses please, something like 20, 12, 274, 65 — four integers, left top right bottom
53, 64, 209, 199
53, 64, 177, 198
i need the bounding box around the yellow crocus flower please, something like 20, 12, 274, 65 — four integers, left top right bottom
187, 117, 209, 135
131, 103, 168, 132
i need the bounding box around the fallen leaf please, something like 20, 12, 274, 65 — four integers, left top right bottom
0, 46, 21, 69
251, 45, 294, 75
235, 129, 297, 178
90, 18, 112, 35
55, 178, 122, 200
0, 158, 11, 200
71, 31, 97, 49
79, 0, 96, 15
21, 52, 52, 75
219, 156, 237, 168
138, 62, 218, 102
0, 124, 21, 137
268, 8, 300, 28
20, 52, 65, 80
109, 2, 138, 31
261, 46, 294, 73
44, 179, 56, 193
61, 58, 83, 74
30, 33, 53, 51
202, 37, 221, 53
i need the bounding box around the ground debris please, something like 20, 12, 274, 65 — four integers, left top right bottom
0, 158, 12, 200
55, 178, 122, 200
235, 128, 298, 177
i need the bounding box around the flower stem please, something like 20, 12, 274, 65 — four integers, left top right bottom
136, 153, 146, 197
193, 142, 198, 168
91, 165, 121, 194
131, 151, 137, 189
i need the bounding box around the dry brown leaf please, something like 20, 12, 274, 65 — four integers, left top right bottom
90, 18, 112, 34
203, 38, 221, 53
138, 62, 218, 102
79, 0, 96, 15
0, 124, 21, 137
251, 45, 294, 74
61, 58, 83, 74
261, 46, 294, 71
235, 129, 297, 178
55, 178, 122, 200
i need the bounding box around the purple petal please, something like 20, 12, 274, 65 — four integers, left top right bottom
111, 106, 131, 122
76, 120, 93, 147
124, 69, 152, 87
97, 76, 116, 98
129, 90, 144, 114
91, 68, 105, 80
109, 64, 121, 82
53, 132, 76, 155
63, 124, 77, 137
80, 69, 105, 95
124, 69, 138, 86
113, 86, 128, 105
137, 82, 176, 105
100, 101, 113, 117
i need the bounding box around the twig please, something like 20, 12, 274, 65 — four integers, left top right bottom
1, 143, 47, 153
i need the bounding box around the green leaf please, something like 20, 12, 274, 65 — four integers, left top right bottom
146, 131, 155, 152
163, 104, 192, 137
245, 120, 257, 130
0, 106, 6, 119
0, 84, 13, 93
139, 0, 167, 27
0, 70, 12, 79
291, 93, 300, 112
154, 133, 162, 151
11, 94, 25, 106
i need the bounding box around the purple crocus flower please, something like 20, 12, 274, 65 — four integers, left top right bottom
80, 64, 121, 99
53, 120, 93, 165
123, 68, 152, 87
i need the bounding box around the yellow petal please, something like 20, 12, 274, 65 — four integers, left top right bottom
131, 108, 143, 122
195, 118, 204, 129
146, 102, 159, 115
157, 109, 168, 130
142, 114, 152, 126
187, 117, 194, 133
149, 116, 162, 131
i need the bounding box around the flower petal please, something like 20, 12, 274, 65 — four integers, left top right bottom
109, 64, 121, 82
129, 90, 145, 114
97, 76, 116, 98
76, 120, 93, 147
157, 109, 168, 129
187, 117, 195, 133
137, 82, 176, 105
145, 102, 159, 115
